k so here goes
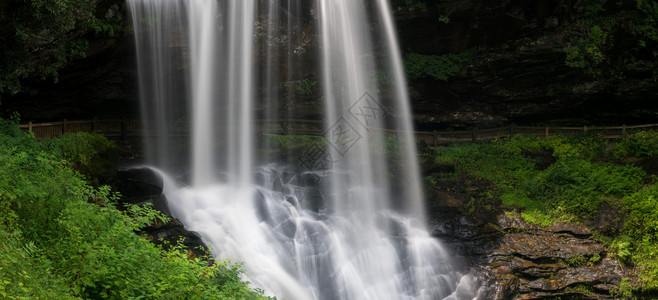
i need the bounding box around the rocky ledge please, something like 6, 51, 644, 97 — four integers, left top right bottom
429, 179, 629, 299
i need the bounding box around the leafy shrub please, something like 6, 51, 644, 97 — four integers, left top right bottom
0, 117, 24, 137
432, 135, 644, 224
0, 230, 76, 299
628, 237, 658, 291
526, 159, 643, 217
564, 0, 658, 78
613, 131, 658, 159
404, 50, 477, 81
622, 185, 658, 241
41, 132, 117, 181
0, 120, 270, 299
0, 142, 87, 241
615, 277, 635, 299
52, 200, 266, 299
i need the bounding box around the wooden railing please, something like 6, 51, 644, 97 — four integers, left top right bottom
18, 119, 658, 146
412, 124, 658, 146
18, 119, 140, 140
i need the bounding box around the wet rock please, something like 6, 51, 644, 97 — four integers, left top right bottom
491, 232, 605, 261
140, 218, 208, 259
116, 167, 170, 214
116, 167, 208, 259
116, 167, 162, 198
430, 194, 628, 299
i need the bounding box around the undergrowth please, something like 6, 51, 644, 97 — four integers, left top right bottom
0, 118, 271, 299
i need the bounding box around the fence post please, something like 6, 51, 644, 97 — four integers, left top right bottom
622, 124, 627, 136
545, 126, 549, 137
583, 125, 588, 133
433, 130, 438, 147
472, 128, 478, 143
28, 121, 33, 133
62, 119, 67, 135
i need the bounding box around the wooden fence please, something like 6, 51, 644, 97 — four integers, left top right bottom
17, 119, 658, 146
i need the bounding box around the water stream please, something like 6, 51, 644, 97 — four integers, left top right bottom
128, 1, 476, 299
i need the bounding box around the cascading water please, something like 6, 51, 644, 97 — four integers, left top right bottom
128, 1, 477, 299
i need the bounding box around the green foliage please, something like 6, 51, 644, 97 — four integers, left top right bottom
0, 143, 87, 241
395, 0, 427, 12
0, 0, 123, 95
431, 135, 643, 225
565, 26, 607, 69
52, 200, 266, 299
564, 0, 658, 77
41, 132, 117, 181
280, 78, 317, 96
0, 120, 270, 299
611, 235, 633, 263
614, 277, 635, 299
0, 116, 24, 138
589, 253, 601, 264
613, 130, 658, 159
0, 230, 77, 299
404, 50, 477, 81
631, 239, 658, 291
622, 185, 658, 243
523, 159, 643, 219
564, 283, 595, 295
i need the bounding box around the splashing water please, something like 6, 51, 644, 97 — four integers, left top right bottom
128, 1, 476, 299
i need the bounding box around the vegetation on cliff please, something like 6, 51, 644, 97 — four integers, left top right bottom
0, 119, 270, 299
0, 0, 122, 97
564, 0, 658, 78
424, 130, 658, 296
403, 50, 476, 81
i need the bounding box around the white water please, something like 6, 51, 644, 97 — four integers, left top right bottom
128, 1, 476, 299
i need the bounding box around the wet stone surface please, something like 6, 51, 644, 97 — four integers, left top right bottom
427, 175, 629, 299
433, 208, 629, 299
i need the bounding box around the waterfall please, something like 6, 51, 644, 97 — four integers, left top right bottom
128, 1, 476, 299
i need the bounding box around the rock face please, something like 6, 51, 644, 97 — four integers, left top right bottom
394, 0, 658, 129
3, 0, 657, 127
429, 178, 629, 299
1, 0, 139, 122
481, 214, 625, 299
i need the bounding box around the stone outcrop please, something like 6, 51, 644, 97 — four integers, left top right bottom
115, 167, 208, 259
429, 177, 630, 299
480, 214, 626, 299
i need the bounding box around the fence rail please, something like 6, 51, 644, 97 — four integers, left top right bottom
18, 119, 658, 146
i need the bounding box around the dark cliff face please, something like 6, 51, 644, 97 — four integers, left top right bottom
0, 0, 138, 122
3, 0, 657, 126
394, 0, 658, 129
2, 34, 139, 122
